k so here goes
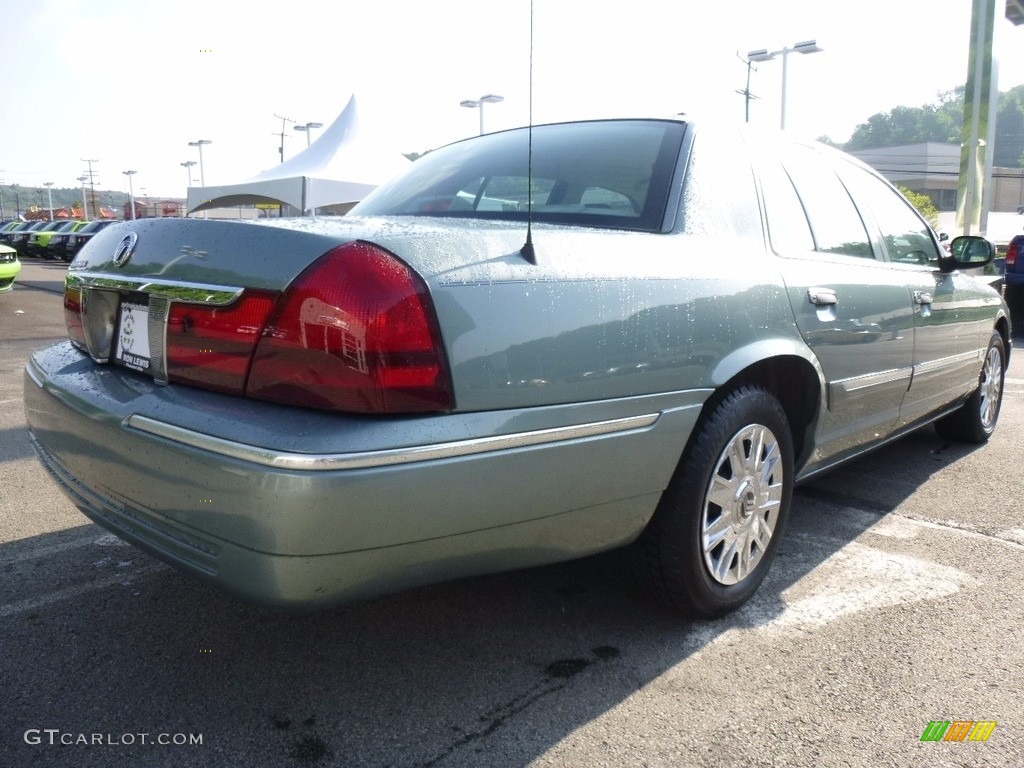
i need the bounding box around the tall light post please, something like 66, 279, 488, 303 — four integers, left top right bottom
180, 160, 196, 187
77, 175, 89, 219
188, 139, 211, 187
747, 40, 822, 130
123, 170, 137, 220
294, 121, 323, 147
43, 182, 54, 220
460, 94, 504, 135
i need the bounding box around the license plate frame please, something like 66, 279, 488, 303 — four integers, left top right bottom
113, 298, 152, 373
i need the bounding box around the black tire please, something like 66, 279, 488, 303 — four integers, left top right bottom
1005, 284, 1024, 312
935, 331, 1005, 444
634, 385, 794, 618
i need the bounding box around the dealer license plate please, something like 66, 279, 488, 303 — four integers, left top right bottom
115, 301, 151, 373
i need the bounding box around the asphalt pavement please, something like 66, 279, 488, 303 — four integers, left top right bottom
2, 260, 1023, 768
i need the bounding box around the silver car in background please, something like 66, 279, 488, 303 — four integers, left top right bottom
24, 118, 1009, 617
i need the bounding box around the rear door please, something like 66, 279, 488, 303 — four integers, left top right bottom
832, 161, 981, 426
757, 142, 917, 466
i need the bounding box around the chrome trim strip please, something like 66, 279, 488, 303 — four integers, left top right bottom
124, 412, 661, 471
913, 348, 983, 376
148, 296, 171, 385
67, 272, 243, 306
832, 366, 912, 395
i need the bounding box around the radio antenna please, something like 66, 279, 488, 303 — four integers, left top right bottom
519, 0, 537, 265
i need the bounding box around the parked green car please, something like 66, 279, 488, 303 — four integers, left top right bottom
28, 220, 87, 259
0, 244, 20, 292
25, 118, 1010, 618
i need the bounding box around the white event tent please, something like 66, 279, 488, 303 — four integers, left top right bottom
186, 95, 411, 216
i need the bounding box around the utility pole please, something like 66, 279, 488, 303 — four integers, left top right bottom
735, 52, 759, 123
81, 158, 99, 218
273, 114, 295, 162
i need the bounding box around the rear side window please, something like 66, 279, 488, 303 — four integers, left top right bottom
352, 120, 685, 233
834, 162, 941, 266
782, 144, 875, 260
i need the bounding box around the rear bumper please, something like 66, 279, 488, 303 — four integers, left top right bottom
25, 341, 705, 607
1005, 270, 1024, 288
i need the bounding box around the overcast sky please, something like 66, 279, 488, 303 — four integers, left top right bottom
2, 0, 1023, 200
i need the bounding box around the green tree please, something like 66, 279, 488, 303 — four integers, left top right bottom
845, 88, 963, 151
897, 184, 939, 228
996, 84, 1024, 167
841, 86, 1024, 169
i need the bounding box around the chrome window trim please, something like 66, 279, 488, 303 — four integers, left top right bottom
124, 412, 661, 471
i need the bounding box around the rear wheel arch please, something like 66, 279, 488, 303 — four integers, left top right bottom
711, 355, 822, 472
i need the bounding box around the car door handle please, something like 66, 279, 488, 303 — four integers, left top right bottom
914, 291, 933, 305
808, 288, 838, 306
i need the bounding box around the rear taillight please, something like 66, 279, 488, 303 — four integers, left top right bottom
165, 291, 278, 395
1006, 238, 1019, 268
247, 242, 453, 413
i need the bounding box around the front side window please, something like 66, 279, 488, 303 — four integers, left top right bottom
835, 162, 941, 266
782, 144, 875, 260
352, 120, 685, 233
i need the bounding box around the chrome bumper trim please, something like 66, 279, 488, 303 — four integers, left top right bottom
124, 412, 661, 471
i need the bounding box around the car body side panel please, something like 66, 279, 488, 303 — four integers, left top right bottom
429, 233, 803, 411
891, 264, 993, 424
774, 252, 916, 462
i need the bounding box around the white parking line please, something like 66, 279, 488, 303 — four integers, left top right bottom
0, 532, 101, 566
0, 567, 162, 619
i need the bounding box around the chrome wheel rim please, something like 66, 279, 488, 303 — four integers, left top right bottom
701, 424, 784, 586
979, 344, 1003, 431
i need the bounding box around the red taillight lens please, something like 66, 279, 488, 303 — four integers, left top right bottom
166, 291, 278, 395
1006, 238, 1019, 268
64, 283, 87, 350
247, 242, 453, 413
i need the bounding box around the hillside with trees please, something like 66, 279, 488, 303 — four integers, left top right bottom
837, 84, 1024, 168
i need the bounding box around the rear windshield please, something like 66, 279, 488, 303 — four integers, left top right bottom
351, 120, 685, 232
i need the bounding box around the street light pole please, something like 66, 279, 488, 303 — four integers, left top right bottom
123, 170, 137, 220
460, 94, 504, 135
747, 40, 822, 130
43, 182, 54, 220
188, 140, 211, 187
188, 140, 211, 219
180, 160, 196, 187
77, 176, 89, 219
294, 121, 324, 147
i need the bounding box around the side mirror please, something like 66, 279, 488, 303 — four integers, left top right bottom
942, 235, 994, 272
